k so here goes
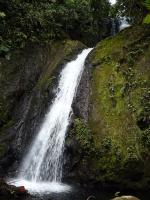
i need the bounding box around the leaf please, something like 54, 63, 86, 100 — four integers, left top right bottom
0, 12, 6, 18
143, 14, 150, 23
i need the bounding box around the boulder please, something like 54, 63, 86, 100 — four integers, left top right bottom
112, 196, 140, 200
0, 179, 27, 197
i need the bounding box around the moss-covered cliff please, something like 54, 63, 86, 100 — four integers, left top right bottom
0, 40, 86, 175
1, 23, 150, 191
89, 25, 150, 189
66, 25, 150, 190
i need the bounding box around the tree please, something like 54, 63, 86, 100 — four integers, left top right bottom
0, 0, 111, 55
115, 0, 149, 24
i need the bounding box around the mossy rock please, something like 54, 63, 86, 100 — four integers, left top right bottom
81, 25, 150, 189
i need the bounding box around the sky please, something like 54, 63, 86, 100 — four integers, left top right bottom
109, 0, 116, 5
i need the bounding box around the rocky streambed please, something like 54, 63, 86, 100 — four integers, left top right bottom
0, 181, 150, 200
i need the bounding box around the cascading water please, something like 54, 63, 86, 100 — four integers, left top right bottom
11, 48, 92, 194
119, 17, 130, 31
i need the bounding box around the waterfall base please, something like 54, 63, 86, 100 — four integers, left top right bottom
8, 179, 71, 194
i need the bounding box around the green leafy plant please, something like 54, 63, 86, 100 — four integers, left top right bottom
74, 118, 92, 150
144, 14, 150, 23
141, 128, 150, 148
0, 0, 110, 56
114, 0, 147, 24
143, 0, 150, 23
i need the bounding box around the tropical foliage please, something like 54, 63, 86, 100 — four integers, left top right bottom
112, 0, 150, 24
0, 0, 110, 56
143, 0, 150, 23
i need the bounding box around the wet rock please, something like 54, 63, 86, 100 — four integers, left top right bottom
112, 196, 140, 200
87, 195, 96, 200
72, 55, 93, 122
0, 179, 27, 197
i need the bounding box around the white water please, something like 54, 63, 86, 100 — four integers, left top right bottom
119, 17, 130, 31
11, 48, 92, 194
109, 0, 116, 5
9, 179, 71, 195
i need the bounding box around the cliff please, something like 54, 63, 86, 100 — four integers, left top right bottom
66, 25, 150, 190
1, 24, 150, 191
0, 40, 86, 176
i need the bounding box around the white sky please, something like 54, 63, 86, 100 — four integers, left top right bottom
109, 0, 116, 5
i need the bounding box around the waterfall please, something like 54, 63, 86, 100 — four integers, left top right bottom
111, 17, 130, 36
11, 48, 92, 194
119, 17, 130, 31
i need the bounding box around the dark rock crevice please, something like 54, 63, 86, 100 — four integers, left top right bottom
63, 51, 94, 184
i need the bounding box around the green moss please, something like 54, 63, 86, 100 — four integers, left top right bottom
87, 25, 150, 188
73, 118, 92, 151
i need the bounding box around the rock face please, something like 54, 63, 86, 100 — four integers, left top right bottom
87, 25, 150, 189
1, 24, 150, 191
0, 40, 86, 176
0, 179, 27, 198
64, 25, 150, 190
72, 56, 93, 122
64, 52, 93, 182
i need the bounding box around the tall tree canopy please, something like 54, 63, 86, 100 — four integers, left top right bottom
0, 0, 110, 55
115, 0, 150, 24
